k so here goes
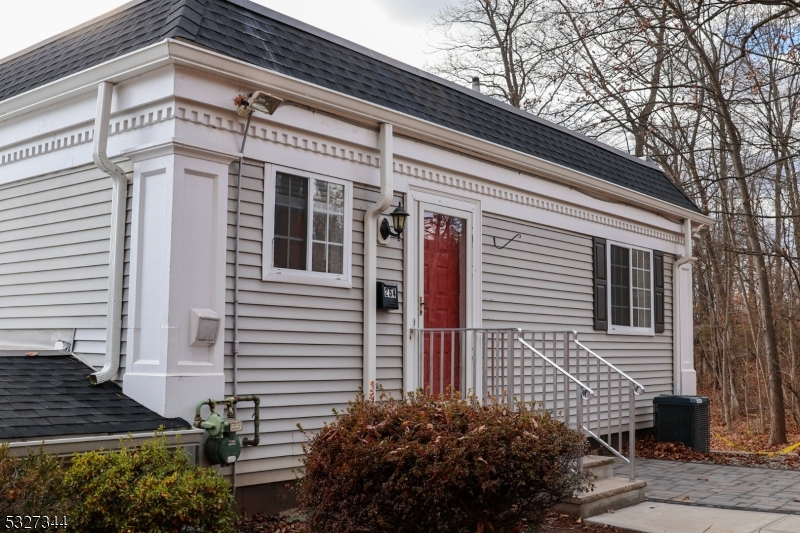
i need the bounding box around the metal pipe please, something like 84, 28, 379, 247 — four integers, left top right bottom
89, 81, 128, 385
233, 111, 254, 406
363, 124, 394, 394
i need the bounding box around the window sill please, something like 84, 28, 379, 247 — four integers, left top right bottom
263, 270, 353, 289
607, 326, 656, 337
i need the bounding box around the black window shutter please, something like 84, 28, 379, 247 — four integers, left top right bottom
654, 250, 665, 333
592, 237, 608, 331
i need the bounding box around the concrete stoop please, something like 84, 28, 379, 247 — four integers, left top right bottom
553, 455, 647, 519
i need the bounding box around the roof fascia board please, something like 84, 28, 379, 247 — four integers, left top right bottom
0, 40, 172, 124
167, 40, 712, 225
4, 428, 203, 456
226, 0, 664, 174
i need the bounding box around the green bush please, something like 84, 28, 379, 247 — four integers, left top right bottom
0, 444, 66, 519
63, 431, 237, 533
297, 390, 589, 533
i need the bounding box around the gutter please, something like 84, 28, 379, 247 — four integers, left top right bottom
673, 219, 697, 395
363, 124, 394, 394
4, 428, 203, 458
0, 39, 712, 228
88, 81, 128, 385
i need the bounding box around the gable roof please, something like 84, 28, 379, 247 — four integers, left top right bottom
0, 0, 701, 214
0, 356, 189, 441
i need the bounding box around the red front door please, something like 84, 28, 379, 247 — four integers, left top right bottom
423, 211, 466, 396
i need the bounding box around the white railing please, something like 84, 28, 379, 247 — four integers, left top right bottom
410, 328, 644, 480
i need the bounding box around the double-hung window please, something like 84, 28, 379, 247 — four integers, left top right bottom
608, 244, 654, 334
593, 238, 664, 334
264, 166, 352, 287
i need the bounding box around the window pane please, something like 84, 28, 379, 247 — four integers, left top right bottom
632, 249, 651, 328
314, 180, 328, 211
274, 205, 289, 237
289, 239, 306, 270
328, 244, 343, 274
312, 242, 327, 272
311, 178, 346, 274
313, 212, 327, 241
329, 214, 344, 244
329, 183, 345, 213
273, 238, 288, 269
610, 245, 630, 327
274, 173, 308, 270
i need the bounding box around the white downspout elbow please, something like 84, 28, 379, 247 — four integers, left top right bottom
672, 219, 696, 395
363, 124, 394, 395
89, 82, 128, 385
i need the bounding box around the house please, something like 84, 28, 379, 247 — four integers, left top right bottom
0, 0, 711, 514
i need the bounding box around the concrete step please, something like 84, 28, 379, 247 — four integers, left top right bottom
582, 455, 616, 480
553, 476, 647, 519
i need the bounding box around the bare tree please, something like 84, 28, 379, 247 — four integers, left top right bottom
432, 0, 800, 444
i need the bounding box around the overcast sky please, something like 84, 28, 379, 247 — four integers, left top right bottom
0, 0, 450, 70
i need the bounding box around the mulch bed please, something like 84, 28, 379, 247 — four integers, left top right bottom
236, 510, 636, 533
636, 435, 800, 470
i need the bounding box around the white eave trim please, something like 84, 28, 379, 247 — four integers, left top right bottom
3, 428, 203, 457
0, 38, 713, 226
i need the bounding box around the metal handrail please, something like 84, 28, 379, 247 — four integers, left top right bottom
515, 329, 595, 400
573, 331, 646, 395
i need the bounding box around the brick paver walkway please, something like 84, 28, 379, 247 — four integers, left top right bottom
614, 458, 800, 514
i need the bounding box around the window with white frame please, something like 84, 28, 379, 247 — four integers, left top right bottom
608, 244, 653, 332
264, 166, 352, 286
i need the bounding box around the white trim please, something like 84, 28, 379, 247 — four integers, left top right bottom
405, 188, 481, 390
606, 241, 656, 336
0, 39, 712, 227
262, 164, 353, 288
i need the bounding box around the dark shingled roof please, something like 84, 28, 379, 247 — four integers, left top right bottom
0, 0, 701, 213
0, 356, 189, 440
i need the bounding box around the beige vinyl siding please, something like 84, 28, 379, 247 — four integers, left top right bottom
224, 161, 403, 486
0, 167, 128, 377
481, 213, 673, 428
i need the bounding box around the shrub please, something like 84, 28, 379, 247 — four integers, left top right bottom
63, 430, 237, 533
0, 444, 66, 518
297, 390, 589, 533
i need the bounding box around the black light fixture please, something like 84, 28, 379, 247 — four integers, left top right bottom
380, 202, 409, 240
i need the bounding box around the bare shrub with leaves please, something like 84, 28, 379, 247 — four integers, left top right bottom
296, 389, 589, 533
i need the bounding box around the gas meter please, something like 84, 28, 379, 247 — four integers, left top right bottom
195, 395, 260, 466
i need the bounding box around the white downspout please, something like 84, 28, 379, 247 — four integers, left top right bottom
672, 219, 696, 395
89, 82, 128, 385
363, 123, 394, 395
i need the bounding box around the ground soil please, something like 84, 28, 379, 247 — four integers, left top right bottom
699, 384, 800, 454
235, 510, 636, 533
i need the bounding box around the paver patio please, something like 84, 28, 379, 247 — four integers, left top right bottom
614, 457, 800, 514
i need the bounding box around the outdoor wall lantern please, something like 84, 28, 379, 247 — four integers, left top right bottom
380, 202, 409, 240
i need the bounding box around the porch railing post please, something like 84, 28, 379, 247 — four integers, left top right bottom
577, 392, 584, 471
629, 382, 636, 481
507, 329, 515, 410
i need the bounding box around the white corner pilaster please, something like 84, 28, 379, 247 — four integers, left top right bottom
122, 145, 234, 421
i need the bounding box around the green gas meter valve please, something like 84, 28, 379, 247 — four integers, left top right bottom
195, 396, 260, 466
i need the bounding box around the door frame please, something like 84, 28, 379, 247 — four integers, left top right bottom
404, 187, 482, 392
